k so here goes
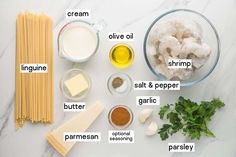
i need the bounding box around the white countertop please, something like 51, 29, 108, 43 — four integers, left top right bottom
1, 0, 236, 157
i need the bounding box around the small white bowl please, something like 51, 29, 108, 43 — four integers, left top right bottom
107, 73, 132, 97
60, 69, 91, 100
108, 105, 133, 129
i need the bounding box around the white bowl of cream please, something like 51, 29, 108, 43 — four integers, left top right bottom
58, 21, 99, 62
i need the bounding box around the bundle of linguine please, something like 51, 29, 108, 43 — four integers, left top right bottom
15, 12, 54, 128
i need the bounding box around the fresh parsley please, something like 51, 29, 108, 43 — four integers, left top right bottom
158, 96, 225, 140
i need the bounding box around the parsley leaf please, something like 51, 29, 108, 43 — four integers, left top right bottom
158, 124, 171, 140
159, 105, 170, 119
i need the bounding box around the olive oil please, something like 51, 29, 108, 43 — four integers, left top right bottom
109, 43, 134, 68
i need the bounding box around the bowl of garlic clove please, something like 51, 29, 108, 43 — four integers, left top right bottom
143, 9, 220, 87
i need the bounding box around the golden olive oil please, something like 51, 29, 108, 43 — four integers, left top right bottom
109, 43, 134, 68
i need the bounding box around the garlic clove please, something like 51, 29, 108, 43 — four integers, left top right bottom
139, 108, 153, 124
146, 121, 158, 136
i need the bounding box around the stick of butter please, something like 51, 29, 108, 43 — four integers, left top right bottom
64, 74, 89, 97
47, 101, 104, 156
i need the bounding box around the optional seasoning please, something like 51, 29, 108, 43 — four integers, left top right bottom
108, 105, 133, 129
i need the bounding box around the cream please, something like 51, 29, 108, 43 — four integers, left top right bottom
61, 23, 98, 62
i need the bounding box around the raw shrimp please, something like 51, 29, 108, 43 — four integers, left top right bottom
156, 64, 174, 79
181, 40, 211, 58
154, 21, 177, 40
148, 18, 211, 81
159, 36, 181, 57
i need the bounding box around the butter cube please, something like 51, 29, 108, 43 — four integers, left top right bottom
64, 74, 89, 97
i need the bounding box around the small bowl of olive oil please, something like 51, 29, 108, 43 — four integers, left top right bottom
109, 43, 134, 69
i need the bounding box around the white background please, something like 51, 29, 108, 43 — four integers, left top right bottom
0, 0, 236, 157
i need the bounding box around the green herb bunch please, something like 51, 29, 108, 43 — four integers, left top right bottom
158, 96, 225, 140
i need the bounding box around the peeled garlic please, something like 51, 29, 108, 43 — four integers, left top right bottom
139, 109, 153, 123
146, 121, 158, 136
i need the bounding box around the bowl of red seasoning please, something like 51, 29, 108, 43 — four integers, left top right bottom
108, 105, 133, 129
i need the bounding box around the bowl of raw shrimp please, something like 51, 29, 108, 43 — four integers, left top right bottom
143, 9, 220, 87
